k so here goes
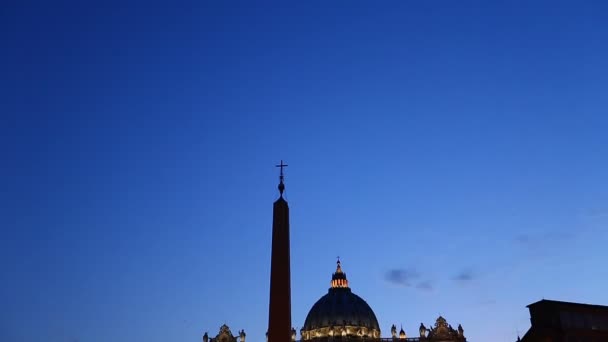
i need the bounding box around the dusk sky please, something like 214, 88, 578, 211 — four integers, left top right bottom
2, 2, 608, 342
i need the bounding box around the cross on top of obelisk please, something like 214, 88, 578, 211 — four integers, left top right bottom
275, 160, 288, 196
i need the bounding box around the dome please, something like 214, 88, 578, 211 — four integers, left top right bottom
301, 260, 380, 340
303, 288, 380, 331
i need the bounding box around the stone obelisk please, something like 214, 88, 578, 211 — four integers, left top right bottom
268, 160, 292, 342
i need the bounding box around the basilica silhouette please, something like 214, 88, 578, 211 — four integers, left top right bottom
203, 163, 466, 342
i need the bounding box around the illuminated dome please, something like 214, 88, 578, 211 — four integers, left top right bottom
301, 260, 380, 340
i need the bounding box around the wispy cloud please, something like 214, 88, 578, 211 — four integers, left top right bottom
385, 268, 420, 287
514, 235, 531, 244
512, 230, 579, 262
415, 280, 434, 291
514, 231, 574, 246
582, 207, 608, 219
477, 299, 496, 306
452, 269, 475, 282
385, 268, 434, 291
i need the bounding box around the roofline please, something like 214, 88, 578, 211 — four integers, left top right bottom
527, 299, 608, 310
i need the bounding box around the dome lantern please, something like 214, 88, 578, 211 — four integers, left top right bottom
331, 258, 349, 289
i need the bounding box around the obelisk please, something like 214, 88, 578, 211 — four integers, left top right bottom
268, 160, 292, 342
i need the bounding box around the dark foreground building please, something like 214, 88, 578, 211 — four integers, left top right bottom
520, 299, 608, 342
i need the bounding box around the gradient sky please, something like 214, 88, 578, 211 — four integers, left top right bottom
2, 1, 608, 342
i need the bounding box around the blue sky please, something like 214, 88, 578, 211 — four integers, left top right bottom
2, 1, 608, 342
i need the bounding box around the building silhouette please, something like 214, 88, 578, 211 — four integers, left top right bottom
202, 165, 467, 342
299, 259, 465, 342
519, 299, 608, 342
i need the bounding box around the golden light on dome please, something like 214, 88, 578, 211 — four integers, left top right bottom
331, 259, 349, 288
331, 277, 349, 288
399, 326, 406, 339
